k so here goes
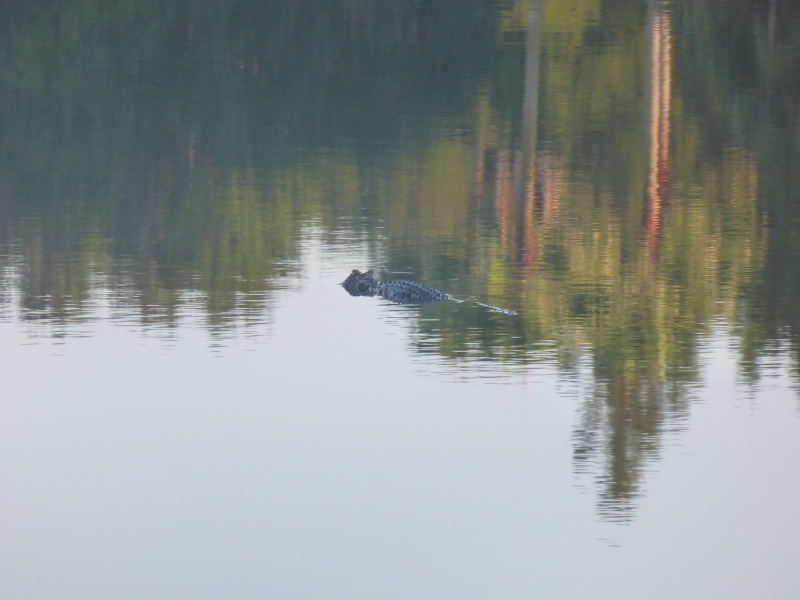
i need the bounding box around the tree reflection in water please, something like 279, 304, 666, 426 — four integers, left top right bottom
0, 0, 797, 521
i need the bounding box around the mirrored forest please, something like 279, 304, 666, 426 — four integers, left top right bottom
1, 0, 798, 519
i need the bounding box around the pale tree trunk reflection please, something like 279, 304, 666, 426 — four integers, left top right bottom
645, 0, 672, 260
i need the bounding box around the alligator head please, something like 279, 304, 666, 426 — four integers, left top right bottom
341, 269, 380, 297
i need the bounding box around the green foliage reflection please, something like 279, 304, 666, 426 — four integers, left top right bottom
0, 0, 797, 520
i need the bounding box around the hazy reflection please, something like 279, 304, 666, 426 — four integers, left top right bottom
0, 0, 798, 522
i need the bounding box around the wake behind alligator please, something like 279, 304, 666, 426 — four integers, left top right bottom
341, 269, 517, 316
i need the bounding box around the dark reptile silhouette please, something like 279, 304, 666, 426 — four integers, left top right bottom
341, 269, 516, 315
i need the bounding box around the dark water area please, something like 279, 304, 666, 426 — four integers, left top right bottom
2, 1, 800, 598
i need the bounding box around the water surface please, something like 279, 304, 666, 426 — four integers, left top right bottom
2, 1, 799, 598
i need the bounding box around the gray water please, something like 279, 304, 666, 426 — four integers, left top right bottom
2, 1, 800, 599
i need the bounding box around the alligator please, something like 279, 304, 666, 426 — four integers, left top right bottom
341, 269, 517, 315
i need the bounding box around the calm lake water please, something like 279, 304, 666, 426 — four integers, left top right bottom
2, 1, 800, 598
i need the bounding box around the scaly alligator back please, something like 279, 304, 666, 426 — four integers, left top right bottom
378, 279, 450, 304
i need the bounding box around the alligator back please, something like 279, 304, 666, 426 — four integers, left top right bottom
378, 280, 450, 305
